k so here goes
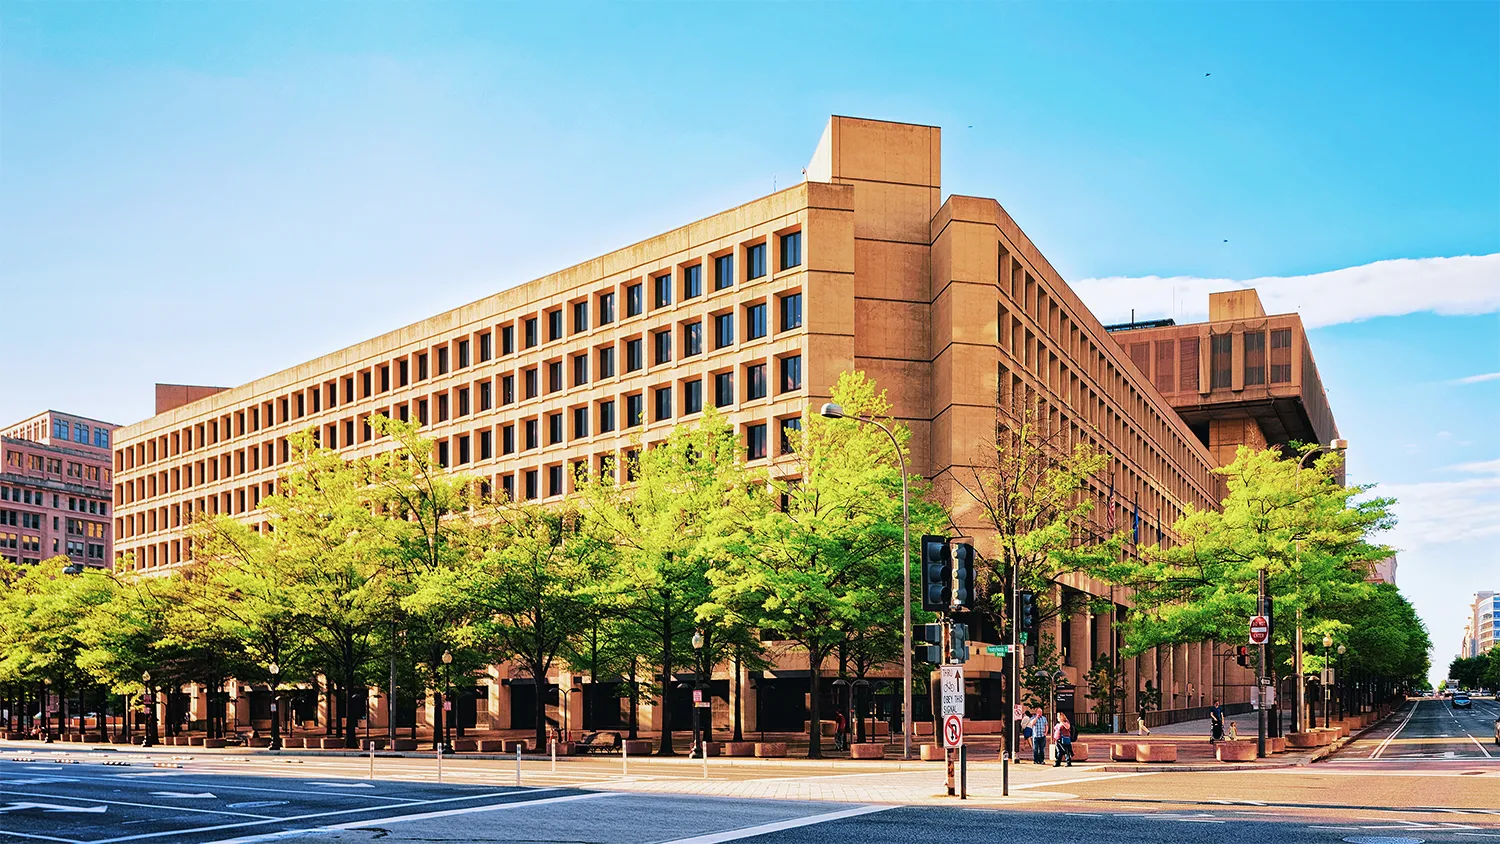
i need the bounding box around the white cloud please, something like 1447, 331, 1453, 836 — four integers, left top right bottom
1073, 254, 1500, 329
1451, 372, 1500, 385
1448, 458, 1500, 475
1380, 472, 1500, 552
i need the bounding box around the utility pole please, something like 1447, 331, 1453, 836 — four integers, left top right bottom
1256, 567, 1267, 758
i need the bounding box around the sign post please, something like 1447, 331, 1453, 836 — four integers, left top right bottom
1248, 615, 1270, 646
939, 664, 964, 797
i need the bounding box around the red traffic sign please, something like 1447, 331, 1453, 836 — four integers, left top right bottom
692, 690, 703, 703
1248, 615, 1270, 645
941, 713, 964, 749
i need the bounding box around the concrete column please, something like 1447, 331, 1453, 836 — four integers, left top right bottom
1186, 643, 1200, 708
489, 670, 508, 731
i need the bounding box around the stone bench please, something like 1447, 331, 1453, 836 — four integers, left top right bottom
391, 739, 418, 751
202, 738, 225, 749
281, 737, 305, 748
1111, 743, 1135, 761
1069, 742, 1089, 762
754, 742, 787, 758
920, 744, 945, 761
188, 736, 205, 746
475, 739, 506, 752
1216, 741, 1256, 762
621, 739, 652, 756
724, 741, 756, 757
246, 737, 272, 748
1286, 732, 1319, 748
452, 739, 477, 752
849, 743, 885, 759
1135, 743, 1177, 763
363, 738, 387, 751
1266, 736, 1286, 753
701, 742, 722, 757
317, 737, 346, 749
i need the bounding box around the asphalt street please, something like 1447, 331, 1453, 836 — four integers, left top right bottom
1326, 696, 1500, 767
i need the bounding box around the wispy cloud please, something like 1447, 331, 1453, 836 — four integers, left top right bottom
1073, 254, 1500, 329
1451, 372, 1500, 385
1381, 473, 1500, 552
1447, 458, 1500, 475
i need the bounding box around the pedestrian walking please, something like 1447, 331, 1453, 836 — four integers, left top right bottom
1053, 713, 1073, 767
1209, 700, 1224, 743
1020, 709, 1036, 760
1031, 709, 1049, 765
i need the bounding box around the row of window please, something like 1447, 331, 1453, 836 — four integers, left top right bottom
121, 232, 805, 473
0, 510, 42, 530
3, 450, 107, 483
0, 533, 40, 552
0, 485, 109, 515
52, 418, 111, 449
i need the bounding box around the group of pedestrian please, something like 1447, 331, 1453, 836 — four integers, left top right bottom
1018, 708, 1073, 766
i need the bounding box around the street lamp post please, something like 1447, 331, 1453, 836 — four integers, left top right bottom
141, 671, 157, 748
1336, 645, 1346, 719
268, 662, 282, 751
852, 679, 871, 743
440, 651, 453, 753
690, 631, 705, 758
819, 402, 912, 760
831, 678, 849, 752
1321, 635, 1333, 729
1293, 439, 1348, 735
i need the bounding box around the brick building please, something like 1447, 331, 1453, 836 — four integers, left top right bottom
0, 410, 117, 568
112, 117, 1342, 737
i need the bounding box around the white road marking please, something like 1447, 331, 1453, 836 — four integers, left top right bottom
305, 781, 373, 788
0, 790, 273, 819
149, 791, 217, 799
200, 791, 616, 844
0, 802, 107, 814
1370, 701, 1419, 759
657, 804, 895, 844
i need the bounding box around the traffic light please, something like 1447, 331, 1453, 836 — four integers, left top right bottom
1235, 645, 1250, 668
921, 535, 952, 613
914, 623, 942, 664
1019, 591, 1038, 636
951, 622, 970, 663
950, 543, 976, 611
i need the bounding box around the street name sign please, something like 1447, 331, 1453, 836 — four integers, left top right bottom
941, 713, 964, 749
1248, 615, 1270, 645
985, 645, 1010, 656
939, 665, 965, 717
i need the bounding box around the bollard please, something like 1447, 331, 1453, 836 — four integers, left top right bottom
702, 741, 708, 779
515, 745, 521, 787
368, 746, 374, 780
550, 739, 556, 773
622, 738, 628, 777
436, 744, 443, 784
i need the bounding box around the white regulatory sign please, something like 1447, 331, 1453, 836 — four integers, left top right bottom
941, 713, 964, 749
939, 665, 965, 717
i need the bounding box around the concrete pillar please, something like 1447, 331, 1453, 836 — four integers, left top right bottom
489, 670, 509, 731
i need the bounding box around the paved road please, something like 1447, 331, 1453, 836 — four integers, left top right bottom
1326, 696, 1500, 768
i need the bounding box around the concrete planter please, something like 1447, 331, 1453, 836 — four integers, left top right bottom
318, 737, 347, 749
281, 737, 306, 748
246, 737, 271, 748
391, 739, 418, 751
452, 739, 477, 752
1286, 732, 1318, 748
1070, 742, 1089, 762
363, 738, 388, 751
724, 741, 756, 757
476, 740, 507, 753
849, 744, 885, 759
188, 736, 206, 746
1267, 736, 1286, 753
171, 736, 191, 746
755, 742, 788, 758
621, 740, 653, 756
919, 744, 944, 761
1216, 741, 1256, 762
1135, 743, 1177, 762
202, 738, 225, 749
1111, 743, 1134, 761
503, 740, 530, 753
702, 742, 722, 757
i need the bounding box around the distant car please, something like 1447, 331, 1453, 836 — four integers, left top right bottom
1452, 691, 1471, 709
1494, 714, 1499, 747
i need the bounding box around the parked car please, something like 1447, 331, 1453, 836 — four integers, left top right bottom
1452, 691, 1472, 709
1494, 713, 1499, 747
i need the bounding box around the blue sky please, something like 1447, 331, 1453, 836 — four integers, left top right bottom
2, 1, 1496, 681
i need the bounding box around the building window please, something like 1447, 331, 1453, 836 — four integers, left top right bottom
548, 361, 563, 393
654, 387, 673, 421
780, 231, 801, 270
479, 430, 493, 460
525, 367, 539, 399
654, 330, 672, 365
1244, 331, 1266, 386
53, 419, 69, 440
683, 264, 702, 299
746, 243, 766, 280
598, 346, 616, 379
524, 469, 538, 500
746, 423, 768, 460
654, 273, 672, 308
780, 293, 803, 331
1210, 333, 1233, 389
746, 363, 767, 400
573, 406, 590, 439
714, 254, 734, 290
780, 417, 801, 454
598, 292, 616, 326
548, 464, 564, 497
479, 332, 493, 362
573, 301, 589, 334
502, 425, 515, 455
548, 412, 563, 445
502, 374, 515, 405
683, 379, 703, 415
524, 317, 539, 348
599, 400, 616, 433
714, 372, 734, 408
74, 424, 89, 444
548, 310, 564, 342
683, 322, 703, 357
714, 313, 734, 349
457, 340, 470, 369
502, 473, 515, 501
626, 338, 644, 372
525, 419, 539, 450
626, 283, 644, 317
501, 325, 515, 355
626, 394, 644, 427
457, 435, 471, 465
780, 355, 802, 392
457, 388, 471, 416
745, 303, 767, 340
1270, 329, 1293, 383
437, 347, 450, 375
437, 394, 450, 422
94, 429, 109, 448
437, 440, 450, 468
573, 353, 589, 387
479, 381, 493, 411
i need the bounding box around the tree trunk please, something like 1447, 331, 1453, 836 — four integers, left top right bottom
807, 650, 823, 759
344, 665, 358, 749
533, 666, 548, 753
732, 655, 743, 743
658, 615, 675, 756
627, 660, 639, 740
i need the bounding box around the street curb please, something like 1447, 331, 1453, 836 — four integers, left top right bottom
1099, 761, 1304, 773
1308, 707, 1398, 764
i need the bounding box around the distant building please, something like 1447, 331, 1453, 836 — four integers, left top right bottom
1367, 555, 1397, 586
0, 410, 118, 568
1462, 591, 1497, 657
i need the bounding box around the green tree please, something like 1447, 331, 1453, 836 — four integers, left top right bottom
705, 372, 946, 757
1450, 655, 1488, 690
575, 408, 748, 755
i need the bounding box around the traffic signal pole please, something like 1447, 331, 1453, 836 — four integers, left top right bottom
1257, 567, 1267, 759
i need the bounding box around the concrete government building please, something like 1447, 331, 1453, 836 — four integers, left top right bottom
112, 116, 1340, 738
